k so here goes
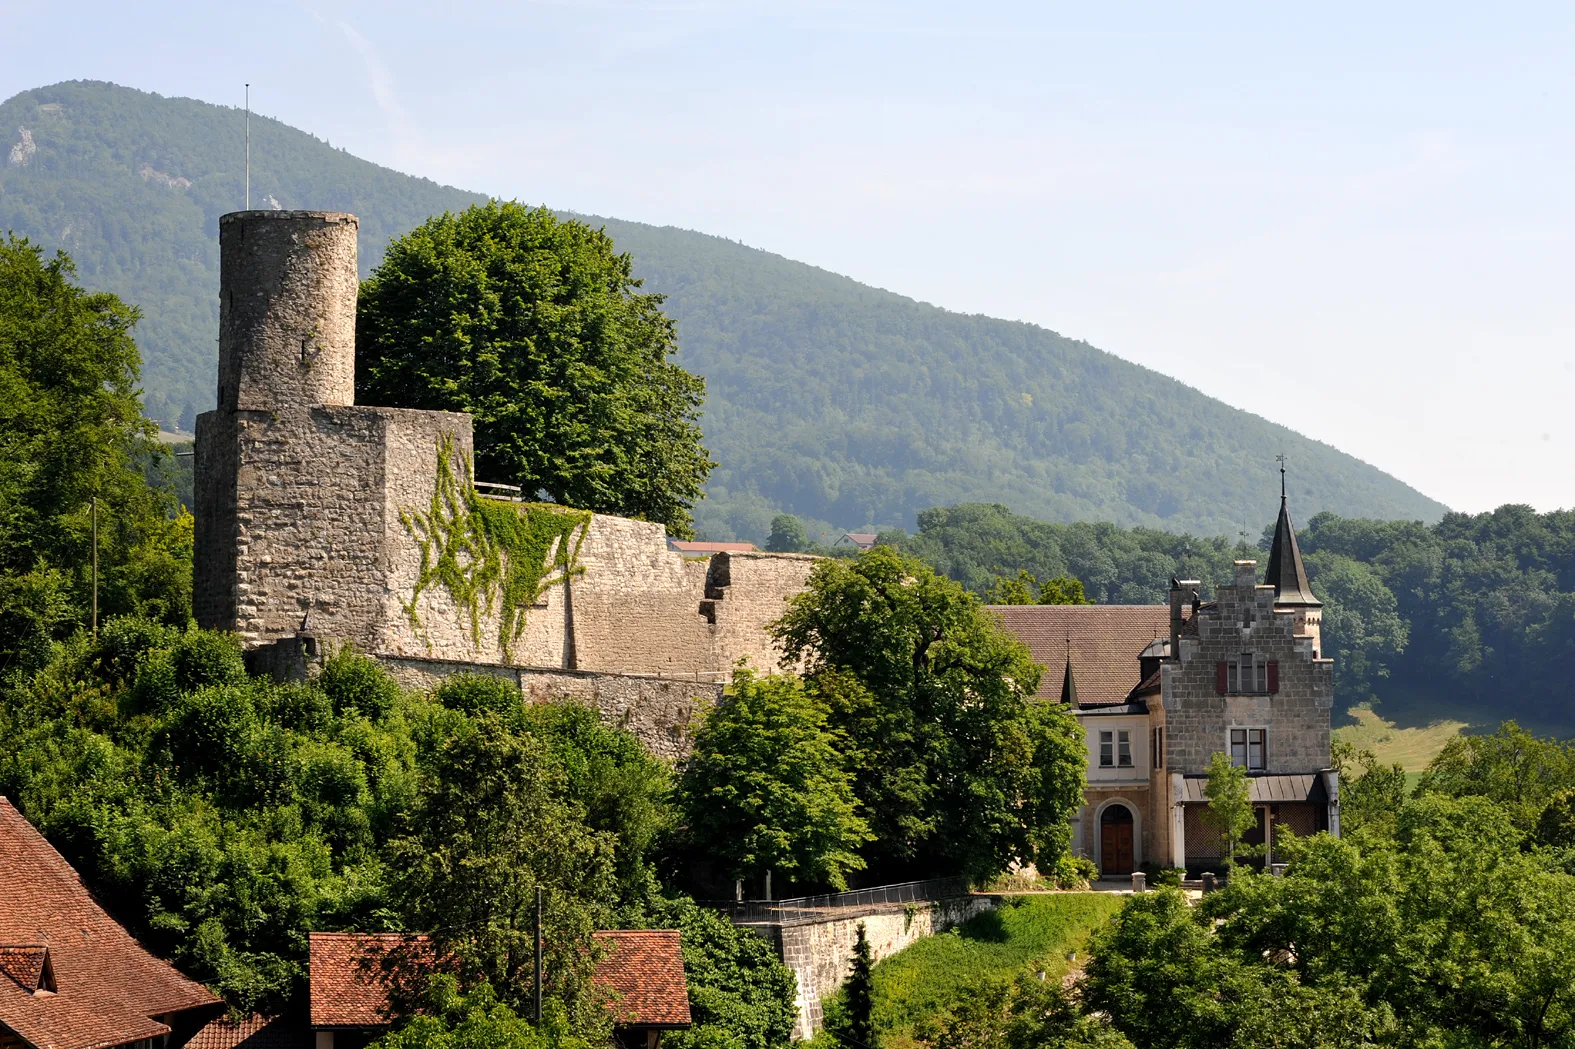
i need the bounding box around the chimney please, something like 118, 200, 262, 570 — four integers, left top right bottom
1170, 578, 1200, 661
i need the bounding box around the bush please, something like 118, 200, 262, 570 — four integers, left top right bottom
318, 648, 400, 721
1052, 856, 1099, 889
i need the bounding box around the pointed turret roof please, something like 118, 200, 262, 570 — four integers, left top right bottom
1264, 469, 1320, 607
1060, 652, 1080, 707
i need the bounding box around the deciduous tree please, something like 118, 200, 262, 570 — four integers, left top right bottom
675, 671, 870, 893
773, 546, 1085, 883
357, 202, 714, 537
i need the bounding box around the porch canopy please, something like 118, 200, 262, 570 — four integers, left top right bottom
1177, 773, 1329, 805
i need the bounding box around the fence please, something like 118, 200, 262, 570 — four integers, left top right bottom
712, 876, 973, 926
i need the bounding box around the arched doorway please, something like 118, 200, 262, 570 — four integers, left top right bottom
1100, 804, 1136, 876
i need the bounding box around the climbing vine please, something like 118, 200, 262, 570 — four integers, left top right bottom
400, 433, 591, 659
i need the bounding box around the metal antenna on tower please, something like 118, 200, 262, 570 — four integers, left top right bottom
245, 83, 250, 210
1275, 453, 1287, 500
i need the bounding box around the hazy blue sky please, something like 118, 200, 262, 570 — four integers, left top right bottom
6, 1, 1574, 514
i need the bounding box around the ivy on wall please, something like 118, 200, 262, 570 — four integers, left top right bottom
400, 433, 591, 659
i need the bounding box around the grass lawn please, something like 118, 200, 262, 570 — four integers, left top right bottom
1333, 706, 1464, 771
861, 894, 1125, 1047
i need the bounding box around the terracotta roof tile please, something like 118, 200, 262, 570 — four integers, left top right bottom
187, 1015, 310, 1049
308, 934, 430, 1029
0, 798, 220, 1049
309, 931, 690, 1031
591, 931, 691, 1028
0, 947, 49, 992
989, 605, 1170, 705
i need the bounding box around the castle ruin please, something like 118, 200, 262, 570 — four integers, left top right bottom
194, 210, 816, 755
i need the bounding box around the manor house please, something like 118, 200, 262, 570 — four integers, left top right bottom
993, 493, 1339, 875
193, 211, 816, 755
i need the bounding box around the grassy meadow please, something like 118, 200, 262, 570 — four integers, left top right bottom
1335, 706, 1464, 771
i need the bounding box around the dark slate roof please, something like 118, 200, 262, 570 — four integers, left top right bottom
990, 605, 1170, 704
1059, 658, 1079, 706
1177, 773, 1329, 804
1074, 700, 1150, 717
1264, 497, 1320, 607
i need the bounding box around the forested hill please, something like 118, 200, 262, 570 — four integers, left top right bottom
0, 80, 1449, 538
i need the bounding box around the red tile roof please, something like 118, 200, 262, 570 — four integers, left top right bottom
308, 931, 690, 1030
0, 947, 50, 993
989, 605, 1170, 705
187, 1015, 309, 1049
591, 931, 691, 1028
308, 934, 431, 1029
0, 798, 220, 1049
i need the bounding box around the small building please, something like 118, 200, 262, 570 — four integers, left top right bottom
307, 931, 690, 1049
833, 533, 878, 550
992, 490, 1338, 876
0, 798, 222, 1049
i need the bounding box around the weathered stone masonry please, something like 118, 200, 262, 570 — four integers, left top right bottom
195, 210, 816, 751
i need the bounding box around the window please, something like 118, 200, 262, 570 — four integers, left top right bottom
1152, 726, 1164, 769
1117, 729, 1133, 767
1228, 653, 1269, 694
1099, 730, 1114, 767
1230, 728, 1267, 770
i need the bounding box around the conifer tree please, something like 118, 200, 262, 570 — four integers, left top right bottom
841, 922, 877, 1049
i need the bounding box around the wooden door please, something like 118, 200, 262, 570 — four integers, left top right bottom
1100, 807, 1135, 876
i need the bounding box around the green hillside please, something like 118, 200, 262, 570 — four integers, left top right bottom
0, 80, 1449, 538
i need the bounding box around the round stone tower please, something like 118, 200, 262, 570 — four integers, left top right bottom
217, 211, 358, 411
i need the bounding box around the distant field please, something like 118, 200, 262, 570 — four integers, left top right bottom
857, 894, 1125, 1048
1334, 706, 1464, 771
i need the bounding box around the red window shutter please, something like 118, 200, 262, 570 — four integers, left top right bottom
1216, 661, 1228, 695
1267, 661, 1279, 694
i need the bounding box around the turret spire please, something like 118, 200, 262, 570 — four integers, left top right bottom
1264, 458, 1320, 607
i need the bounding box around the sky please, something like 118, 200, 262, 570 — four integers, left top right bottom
5, 0, 1574, 514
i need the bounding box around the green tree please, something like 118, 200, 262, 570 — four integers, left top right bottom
1416, 721, 1575, 829
1038, 576, 1092, 606
766, 514, 808, 553
838, 923, 877, 1049
675, 671, 870, 893
1201, 752, 1254, 866
773, 546, 1084, 883
356, 201, 714, 536
371, 975, 590, 1049
0, 237, 189, 664
916, 974, 1133, 1049
1332, 740, 1409, 841
391, 711, 617, 1033
984, 569, 1038, 605
642, 896, 797, 1049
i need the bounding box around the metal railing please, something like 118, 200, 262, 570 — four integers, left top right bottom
711, 876, 973, 926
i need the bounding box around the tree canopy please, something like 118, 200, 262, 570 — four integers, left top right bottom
357, 201, 714, 536
0, 235, 189, 667
674, 671, 870, 893
772, 546, 1086, 883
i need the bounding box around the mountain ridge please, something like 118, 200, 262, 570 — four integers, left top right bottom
0, 79, 1449, 538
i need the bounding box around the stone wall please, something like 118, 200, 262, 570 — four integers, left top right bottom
769, 895, 998, 1040
377, 655, 723, 761
195, 208, 818, 684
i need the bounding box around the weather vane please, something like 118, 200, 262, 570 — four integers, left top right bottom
1275, 453, 1287, 499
